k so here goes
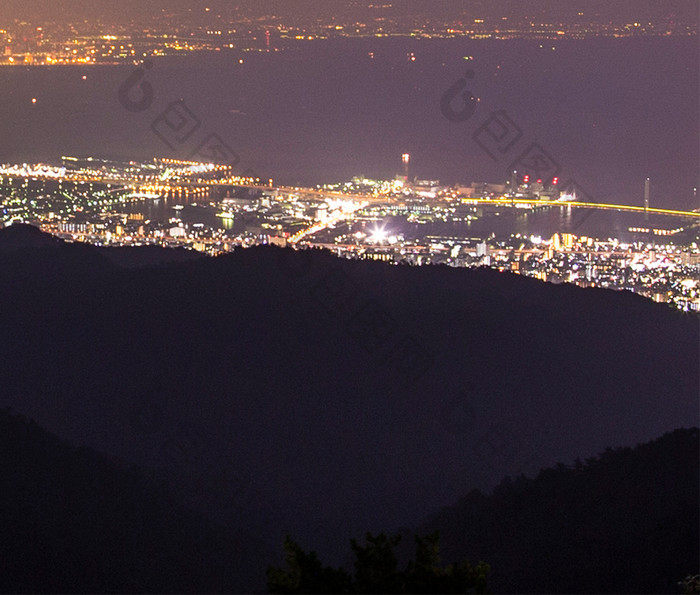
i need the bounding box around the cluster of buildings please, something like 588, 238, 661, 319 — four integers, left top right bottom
318, 230, 700, 312
1, 157, 698, 311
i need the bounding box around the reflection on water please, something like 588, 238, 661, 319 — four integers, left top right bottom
113, 186, 244, 233
378, 207, 696, 243
0, 38, 696, 209
115, 190, 698, 244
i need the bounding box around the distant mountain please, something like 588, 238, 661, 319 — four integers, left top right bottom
417, 427, 700, 594
0, 224, 697, 591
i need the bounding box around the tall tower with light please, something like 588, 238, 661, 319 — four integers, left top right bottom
401, 153, 410, 182
644, 177, 650, 220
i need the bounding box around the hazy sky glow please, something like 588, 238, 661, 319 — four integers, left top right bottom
4, 0, 699, 24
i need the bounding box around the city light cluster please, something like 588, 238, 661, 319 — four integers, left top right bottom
0, 8, 696, 66
1, 156, 698, 311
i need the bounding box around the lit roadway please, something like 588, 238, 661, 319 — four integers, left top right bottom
452, 197, 700, 219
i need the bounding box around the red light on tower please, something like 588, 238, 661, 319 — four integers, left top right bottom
552, 177, 558, 185
523, 174, 530, 183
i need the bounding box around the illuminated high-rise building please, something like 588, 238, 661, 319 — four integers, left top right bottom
401, 153, 410, 181
551, 233, 561, 251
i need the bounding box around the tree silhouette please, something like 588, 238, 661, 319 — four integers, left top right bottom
421, 428, 699, 594
267, 531, 490, 594
680, 574, 700, 594
404, 532, 490, 594
266, 535, 351, 594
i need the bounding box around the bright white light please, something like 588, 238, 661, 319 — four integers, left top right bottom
369, 224, 389, 243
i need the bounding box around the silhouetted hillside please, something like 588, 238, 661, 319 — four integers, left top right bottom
0, 407, 265, 593
0, 223, 203, 267
2, 405, 695, 593
418, 428, 699, 594
0, 222, 63, 251
0, 225, 697, 591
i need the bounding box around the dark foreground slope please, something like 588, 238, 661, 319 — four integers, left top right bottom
0, 224, 697, 589
1, 406, 696, 594
417, 427, 700, 594
0, 408, 262, 593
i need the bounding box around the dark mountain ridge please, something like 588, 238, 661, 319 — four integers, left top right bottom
0, 407, 265, 593
418, 427, 699, 594
1, 405, 695, 593
0, 224, 697, 590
